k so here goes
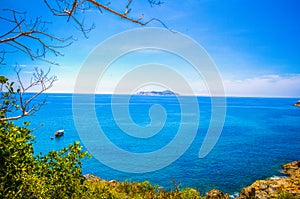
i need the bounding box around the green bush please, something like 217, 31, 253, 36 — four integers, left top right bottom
0, 122, 35, 198
277, 192, 300, 199
82, 176, 203, 199
0, 121, 90, 198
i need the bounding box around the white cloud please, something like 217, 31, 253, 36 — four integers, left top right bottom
223, 74, 300, 97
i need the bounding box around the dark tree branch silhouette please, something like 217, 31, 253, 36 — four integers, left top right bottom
0, 0, 165, 122
43, 0, 167, 38
0, 67, 57, 122
0, 9, 73, 65
0, 1, 166, 65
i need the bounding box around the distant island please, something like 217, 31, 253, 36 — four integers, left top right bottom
136, 90, 178, 96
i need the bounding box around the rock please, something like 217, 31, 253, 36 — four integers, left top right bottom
109, 179, 117, 183
259, 182, 268, 190
206, 189, 229, 199
84, 174, 97, 180
255, 190, 268, 199
282, 160, 300, 176
237, 187, 255, 199
268, 185, 276, 193
188, 188, 199, 194
237, 160, 300, 199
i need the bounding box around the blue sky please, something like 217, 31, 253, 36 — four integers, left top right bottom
1, 0, 300, 97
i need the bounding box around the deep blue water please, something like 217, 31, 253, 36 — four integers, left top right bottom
23, 94, 300, 194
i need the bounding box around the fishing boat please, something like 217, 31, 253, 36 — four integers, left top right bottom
55, 130, 64, 137
294, 100, 300, 107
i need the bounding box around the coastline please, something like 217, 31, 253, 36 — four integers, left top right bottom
28, 94, 300, 197
236, 160, 300, 198
84, 160, 300, 198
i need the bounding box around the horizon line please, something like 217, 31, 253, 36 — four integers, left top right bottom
23, 91, 300, 99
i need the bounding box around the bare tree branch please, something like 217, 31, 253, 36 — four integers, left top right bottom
0, 67, 57, 122
147, 0, 164, 7
0, 9, 74, 65
0, 1, 167, 65
43, 0, 169, 38
0, 50, 5, 65
0, 1, 167, 122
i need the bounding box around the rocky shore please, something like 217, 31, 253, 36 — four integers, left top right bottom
236, 160, 300, 199
84, 160, 300, 199
232, 160, 300, 199
206, 160, 300, 199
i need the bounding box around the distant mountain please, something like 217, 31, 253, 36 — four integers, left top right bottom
136, 90, 178, 96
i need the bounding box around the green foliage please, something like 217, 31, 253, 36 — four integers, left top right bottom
0, 77, 19, 118
82, 177, 203, 199
0, 122, 35, 198
277, 192, 300, 199
0, 76, 8, 84
35, 141, 91, 198
0, 121, 90, 198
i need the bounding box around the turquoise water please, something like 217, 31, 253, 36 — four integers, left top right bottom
25, 94, 300, 194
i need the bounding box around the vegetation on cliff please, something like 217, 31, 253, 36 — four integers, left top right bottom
83, 176, 203, 199
0, 121, 90, 198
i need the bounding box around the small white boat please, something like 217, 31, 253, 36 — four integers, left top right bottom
54, 130, 64, 137
294, 100, 300, 107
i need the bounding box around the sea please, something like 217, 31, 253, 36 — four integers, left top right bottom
19, 94, 300, 195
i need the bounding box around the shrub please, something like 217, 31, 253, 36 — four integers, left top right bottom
0, 121, 90, 198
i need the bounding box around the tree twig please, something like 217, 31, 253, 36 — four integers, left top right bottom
0, 67, 57, 122
43, 0, 170, 37
0, 9, 73, 65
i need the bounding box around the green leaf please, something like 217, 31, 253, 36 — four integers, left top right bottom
0, 76, 8, 84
